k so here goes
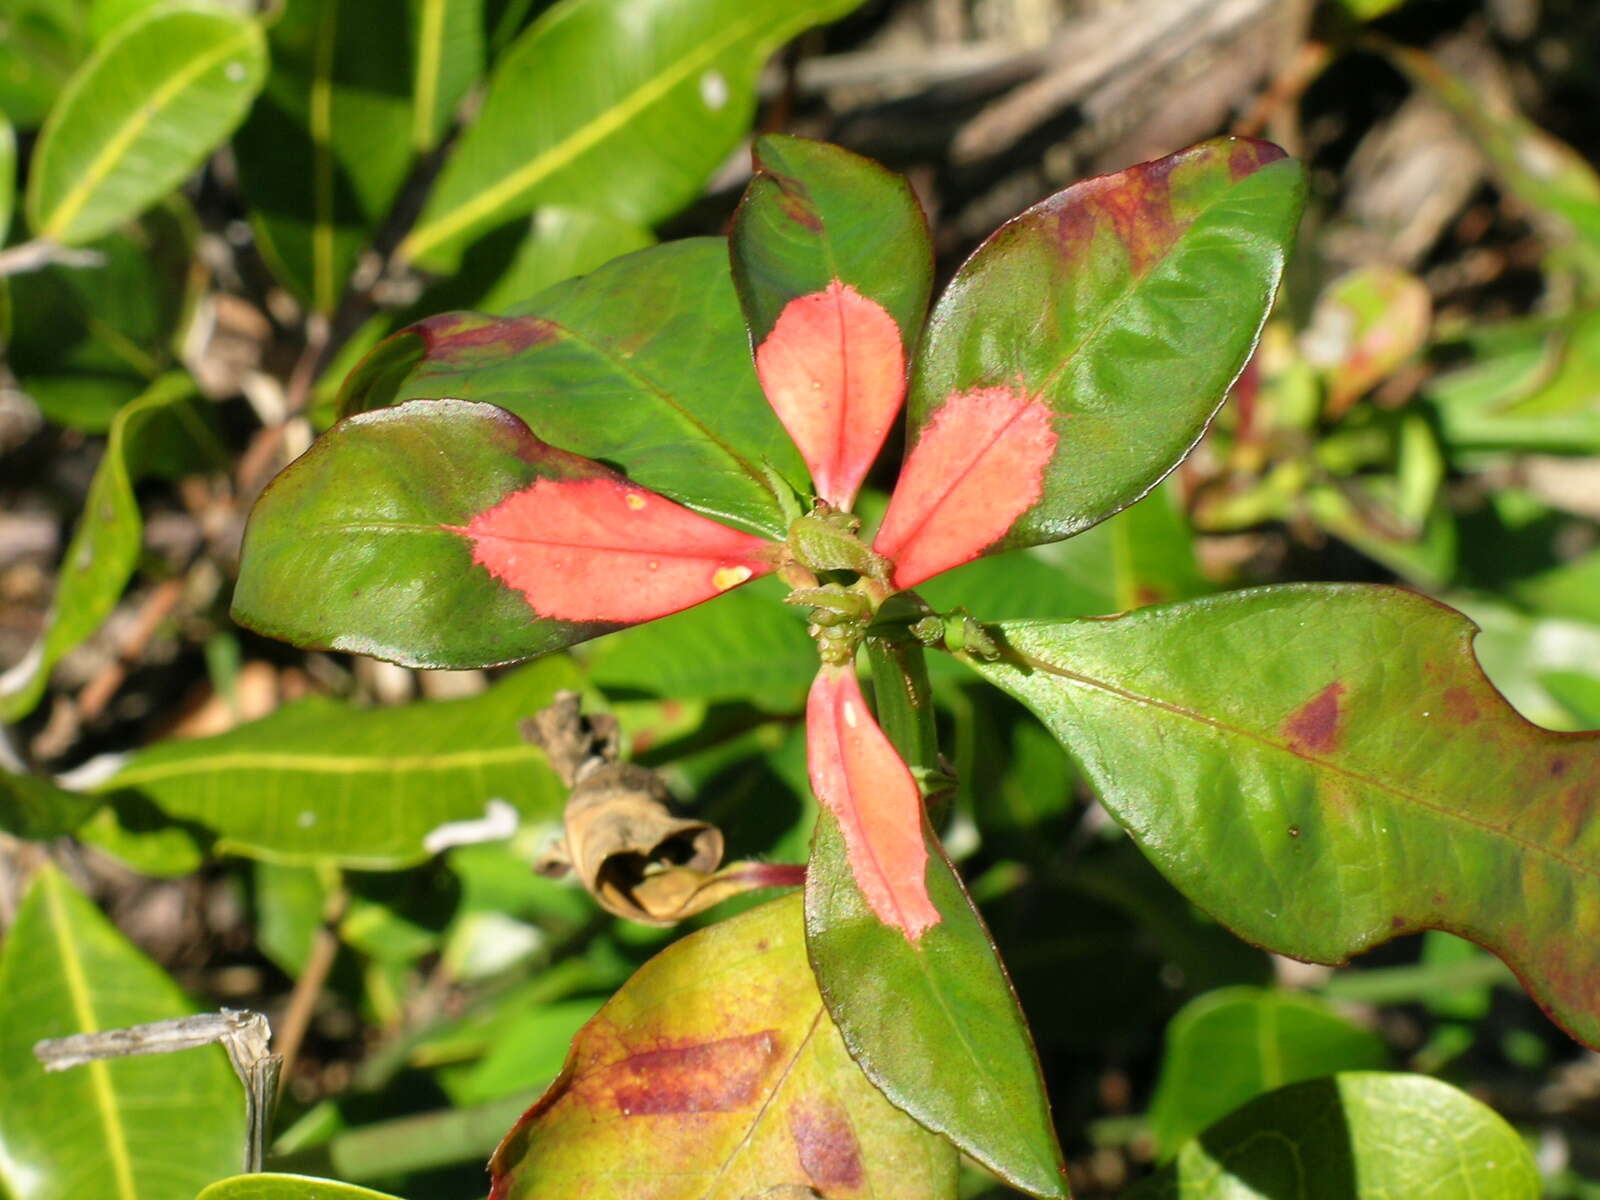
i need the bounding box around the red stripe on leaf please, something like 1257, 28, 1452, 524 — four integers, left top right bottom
806, 667, 939, 941
755, 280, 905, 509
874, 386, 1059, 588
453, 478, 775, 623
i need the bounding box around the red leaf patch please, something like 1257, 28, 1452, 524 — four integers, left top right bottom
806, 666, 940, 941
453, 478, 775, 624
755, 279, 906, 508
874, 385, 1059, 588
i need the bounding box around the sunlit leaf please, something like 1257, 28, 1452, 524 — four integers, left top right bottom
1147, 986, 1388, 1156
0, 866, 242, 1200
0, 374, 201, 722
337, 240, 808, 538
964, 584, 1600, 1047
235, 397, 776, 667
407, 0, 484, 153
1130, 1072, 1538, 1199
878, 138, 1304, 585
197, 1175, 403, 1200
488, 894, 958, 1199
83, 658, 577, 866
26, 2, 266, 245
398, 0, 862, 271
233, 0, 412, 314
805, 647, 1066, 1199
732, 135, 932, 507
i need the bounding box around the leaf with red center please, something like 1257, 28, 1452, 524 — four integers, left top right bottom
805, 643, 1067, 1198
965, 584, 1600, 1049
732, 135, 933, 506
873, 384, 1059, 588
486, 894, 957, 1199
805, 665, 939, 939
754, 281, 906, 508
889, 137, 1305, 574
337, 240, 809, 538
456, 476, 773, 624
233, 398, 769, 668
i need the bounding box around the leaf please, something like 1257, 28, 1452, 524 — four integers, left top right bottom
7, 200, 201, 432
876, 138, 1305, 586
0, 374, 200, 722
397, 0, 862, 271
1299, 264, 1431, 417
26, 2, 266, 245
197, 1175, 403, 1200
487, 893, 958, 1199
0, 2, 81, 128
586, 578, 817, 709
804, 647, 1066, 1198
806, 665, 940, 938
962, 584, 1600, 1048
235, 398, 775, 668
337, 239, 808, 538
731, 135, 932, 507
233, 0, 413, 314
0, 110, 14, 242
407, 0, 484, 153
0, 866, 243, 1200
0, 766, 99, 838
86, 658, 577, 866
1147, 986, 1388, 1156
1129, 1072, 1539, 1199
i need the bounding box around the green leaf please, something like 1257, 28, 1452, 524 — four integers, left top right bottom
1129, 1072, 1539, 1199
0, 373, 200, 723
337, 239, 807, 538
730, 135, 932, 506
803, 646, 1065, 1199
488, 894, 958, 1199
876, 138, 1304, 586
235, 396, 779, 668
408, 0, 484, 153
26, 2, 266, 245
0, 766, 99, 838
732, 134, 932, 351
0, 866, 243, 1200
963, 584, 1600, 1047
806, 801, 1065, 1198
0, 2, 82, 128
397, 0, 861, 271
86, 658, 576, 866
7, 200, 201, 432
1147, 986, 1388, 1157
233, 0, 412, 314
86, 0, 170, 42
585, 577, 816, 709
197, 1175, 402, 1200
1547, 672, 1600, 727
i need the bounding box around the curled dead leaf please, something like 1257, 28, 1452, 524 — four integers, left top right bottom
525, 692, 801, 925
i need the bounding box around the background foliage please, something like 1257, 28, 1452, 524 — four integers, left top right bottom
3, 1, 1600, 1197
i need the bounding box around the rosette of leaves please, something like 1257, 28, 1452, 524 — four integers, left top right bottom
234, 135, 1600, 1198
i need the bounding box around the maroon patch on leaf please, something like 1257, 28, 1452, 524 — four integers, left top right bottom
1443, 686, 1481, 724
1285, 682, 1346, 755
755, 280, 906, 508
414, 311, 557, 357
788, 1097, 865, 1189
1229, 137, 1289, 180
874, 385, 1058, 588
453, 477, 775, 623
604, 1030, 782, 1115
